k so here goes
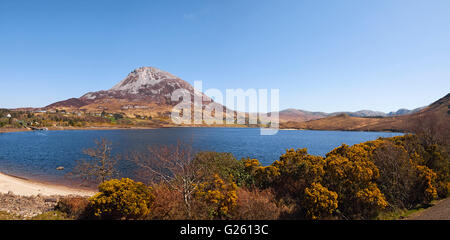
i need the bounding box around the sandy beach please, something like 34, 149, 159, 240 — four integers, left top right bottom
0, 172, 95, 196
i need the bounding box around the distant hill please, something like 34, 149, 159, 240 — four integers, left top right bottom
387, 107, 425, 116
277, 109, 328, 122
281, 93, 450, 133
278, 107, 426, 123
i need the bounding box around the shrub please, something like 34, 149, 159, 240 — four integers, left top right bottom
275, 148, 325, 184
147, 183, 186, 220
55, 196, 89, 219
414, 165, 438, 204
390, 135, 449, 200
436, 181, 450, 198
31, 211, 71, 220
372, 142, 419, 209
193, 174, 238, 219
231, 188, 281, 220
193, 152, 251, 187
324, 144, 387, 219
302, 182, 338, 220
88, 178, 155, 220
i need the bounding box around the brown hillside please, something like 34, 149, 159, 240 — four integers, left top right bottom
281, 93, 450, 133
277, 109, 327, 122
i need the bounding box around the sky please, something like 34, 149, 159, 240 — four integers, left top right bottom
0, 0, 449, 112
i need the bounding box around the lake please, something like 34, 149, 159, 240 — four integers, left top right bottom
0, 128, 402, 184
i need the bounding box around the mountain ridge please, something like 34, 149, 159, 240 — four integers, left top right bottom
41, 67, 446, 131
45, 67, 216, 118
277, 106, 426, 123
281, 93, 449, 132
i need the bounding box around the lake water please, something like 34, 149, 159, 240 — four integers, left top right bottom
0, 128, 402, 184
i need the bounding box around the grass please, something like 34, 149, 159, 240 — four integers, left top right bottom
0, 211, 19, 220
1, 210, 75, 220
376, 201, 438, 220
31, 211, 74, 220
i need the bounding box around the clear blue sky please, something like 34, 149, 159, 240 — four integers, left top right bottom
1, 0, 449, 112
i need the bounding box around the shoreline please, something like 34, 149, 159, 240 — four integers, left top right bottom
0, 172, 96, 197
0, 126, 160, 133
0, 125, 407, 134
0, 128, 32, 133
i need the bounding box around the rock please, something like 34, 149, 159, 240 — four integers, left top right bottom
0, 193, 59, 219
44, 197, 58, 203
56, 166, 64, 170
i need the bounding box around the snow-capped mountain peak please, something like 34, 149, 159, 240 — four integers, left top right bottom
110, 67, 178, 94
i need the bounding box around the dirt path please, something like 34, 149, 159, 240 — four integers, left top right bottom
408, 198, 450, 220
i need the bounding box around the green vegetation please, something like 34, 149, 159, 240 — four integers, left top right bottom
0, 108, 272, 130
31, 211, 72, 220
0, 108, 169, 129
0, 211, 18, 220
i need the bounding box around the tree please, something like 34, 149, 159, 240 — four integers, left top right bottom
231, 188, 282, 220
372, 142, 418, 209
407, 112, 449, 147
70, 138, 119, 186
128, 141, 201, 219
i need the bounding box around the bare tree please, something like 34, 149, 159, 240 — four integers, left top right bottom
69, 138, 119, 186
408, 112, 449, 147
372, 142, 418, 209
128, 141, 202, 219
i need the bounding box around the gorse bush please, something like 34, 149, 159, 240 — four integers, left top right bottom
302, 182, 338, 220
239, 134, 447, 219
72, 133, 447, 220
193, 174, 238, 219
324, 144, 388, 219
88, 178, 155, 220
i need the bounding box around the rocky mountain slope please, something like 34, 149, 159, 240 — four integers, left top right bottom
45, 67, 219, 118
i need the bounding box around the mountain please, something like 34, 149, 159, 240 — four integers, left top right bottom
45, 67, 218, 118
386, 107, 425, 116
330, 110, 387, 117
44, 66, 447, 133
278, 107, 425, 122
277, 109, 328, 122
281, 93, 450, 133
